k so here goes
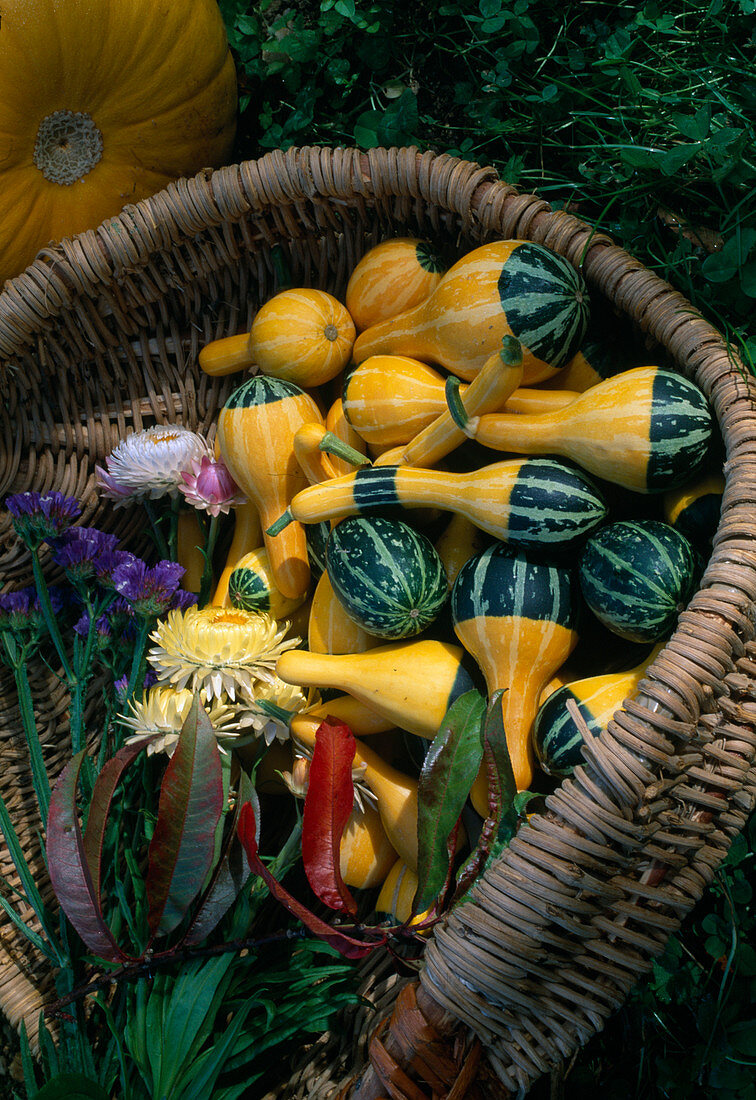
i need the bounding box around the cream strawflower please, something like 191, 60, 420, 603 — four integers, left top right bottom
96, 425, 210, 505
147, 606, 301, 703
283, 741, 377, 816
234, 678, 311, 745
120, 685, 239, 756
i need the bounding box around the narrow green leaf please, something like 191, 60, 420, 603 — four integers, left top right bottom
19, 1022, 37, 1096
0, 891, 53, 959
145, 696, 224, 937
414, 690, 486, 912
0, 792, 57, 947
29, 1073, 109, 1100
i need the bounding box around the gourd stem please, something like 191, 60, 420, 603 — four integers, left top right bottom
318, 431, 370, 468
266, 510, 294, 536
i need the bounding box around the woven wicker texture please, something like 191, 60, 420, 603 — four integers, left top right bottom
1, 147, 755, 1094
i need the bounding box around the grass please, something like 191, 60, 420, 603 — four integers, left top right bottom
217, 1, 756, 1096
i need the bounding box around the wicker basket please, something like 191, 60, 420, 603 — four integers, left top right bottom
1, 146, 756, 1098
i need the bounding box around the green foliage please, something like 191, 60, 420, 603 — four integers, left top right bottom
219, 0, 756, 364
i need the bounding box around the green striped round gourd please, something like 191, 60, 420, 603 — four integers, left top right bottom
325, 515, 448, 640
227, 548, 307, 620
579, 519, 699, 643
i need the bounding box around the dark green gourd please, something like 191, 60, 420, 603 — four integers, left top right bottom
579, 519, 699, 643
325, 515, 448, 640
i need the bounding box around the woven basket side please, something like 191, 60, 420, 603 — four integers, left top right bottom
0, 148, 754, 1093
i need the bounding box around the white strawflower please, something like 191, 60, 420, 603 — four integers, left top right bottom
95, 425, 210, 505
121, 685, 239, 756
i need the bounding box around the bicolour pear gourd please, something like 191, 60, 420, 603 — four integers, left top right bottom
533, 644, 663, 777
227, 547, 308, 621
277, 457, 607, 550
345, 237, 445, 331
578, 519, 699, 643
472, 366, 713, 493
217, 375, 321, 599
352, 239, 590, 384
663, 471, 725, 546
211, 502, 263, 606
277, 639, 476, 741
451, 544, 579, 795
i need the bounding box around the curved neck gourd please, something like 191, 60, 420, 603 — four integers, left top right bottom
473, 366, 713, 493
308, 571, 382, 655
211, 503, 262, 607
276, 639, 475, 740
452, 546, 578, 794
279, 458, 607, 549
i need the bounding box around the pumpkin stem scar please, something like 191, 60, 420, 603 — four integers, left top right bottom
323, 323, 339, 341
34, 110, 104, 185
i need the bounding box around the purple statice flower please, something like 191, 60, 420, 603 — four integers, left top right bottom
52, 527, 121, 584
74, 611, 113, 642
95, 549, 140, 589
169, 588, 198, 612
5, 491, 81, 548
111, 558, 185, 618
114, 668, 157, 702
0, 589, 39, 633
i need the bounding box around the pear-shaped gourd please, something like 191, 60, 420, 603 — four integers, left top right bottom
346, 237, 445, 331
472, 366, 713, 493
451, 544, 579, 795
375, 860, 432, 926
339, 804, 399, 889
217, 376, 321, 599
352, 240, 590, 384
277, 457, 607, 550
277, 639, 476, 740
533, 644, 663, 777
374, 336, 524, 469
291, 713, 420, 870
308, 571, 383, 654
293, 422, 369, 487
434, 513, 491, 591
663, 471, 725, 546
211, 503, 262, 606
176, 509, 205, 593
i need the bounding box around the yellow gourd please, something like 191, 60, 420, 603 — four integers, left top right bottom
176, 510, 206, 594
0, 0, 237, 285
227, 547, 309, 621
325, 397, 369, 477
375, 860, 433, 927
339, 805, 398, 889
217, 376, 322, 599
345, 238, 445, 331
472, 366, 713, 494
277, 639, 476, 740
374, 336, 524, 469
201, 290, 355, 386
211, 503, 263, 607
308, 571, 382, 655
352, 240, 589, 384
434, 514, 491, 591
293, 422, 369, 487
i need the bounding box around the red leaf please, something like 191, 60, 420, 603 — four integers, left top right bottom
237, 802, 382, 960
302, 719, 357, 915
145, 696, 224, 938
82, 737, 154, 905
47, 752, 127, 962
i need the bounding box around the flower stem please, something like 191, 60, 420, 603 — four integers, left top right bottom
168, 496, 180, 563
142, 500, 170, 561
31, 548, 73, 681
1, 636, 51, 826
122, 619, 153, 719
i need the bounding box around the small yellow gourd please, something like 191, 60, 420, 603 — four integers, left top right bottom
277, 639, 476, 740
375, 860, 432, 927
217, 376, 322, 599
325, 397, 370, 477
339, 805, 398, 889
176, 510, 206, 594
308, 571, 382, 655
227, 547, 308, 621
346, 238, 445, 331
352, 240, 589, 383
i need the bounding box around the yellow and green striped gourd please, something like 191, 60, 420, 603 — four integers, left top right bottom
533, 644, 663, 777
273, 457, 608, 550
227, 547, 308, 620
345, 237, 446, 332
451, 544, 579, 796
471, 366, 713, 493
277, 638, 476, 741
217, 375, 322, 599
352, 239, 590, 384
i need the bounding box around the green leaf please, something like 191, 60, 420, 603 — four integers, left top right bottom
145, 696, 224, 937
414, 690, 486, 912
729, 1019, 756, 1056
660, 144, 700, 175
29, 1074, 109, 1100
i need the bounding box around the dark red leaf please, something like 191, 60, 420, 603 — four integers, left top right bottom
237, 802, 382, 960
182, 771, 255, 947
414, 690, 485, 913
47, 752, 127, 962
145, 696, 224, 937
302, 719, 357, 915
82, 737, 154, 905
